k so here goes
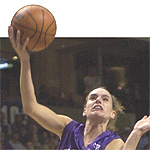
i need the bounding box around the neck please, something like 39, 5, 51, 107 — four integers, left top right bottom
84, 119, 108, 147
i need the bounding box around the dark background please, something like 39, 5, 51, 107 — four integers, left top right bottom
1, 38, 149, 121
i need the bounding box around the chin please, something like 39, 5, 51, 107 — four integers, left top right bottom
89, 113, 105, 121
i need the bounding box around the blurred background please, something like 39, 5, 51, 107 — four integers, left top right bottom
1, 38, 149, 149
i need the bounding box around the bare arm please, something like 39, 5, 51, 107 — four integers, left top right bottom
122, 115, 150, 150
105, 115, 150, 150
8, 26, 72, 138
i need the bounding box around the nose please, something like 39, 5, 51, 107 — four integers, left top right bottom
95, 97, 102, 104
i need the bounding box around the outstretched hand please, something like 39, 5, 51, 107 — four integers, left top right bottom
134, 115, 150, 136
8, 26, 30, 61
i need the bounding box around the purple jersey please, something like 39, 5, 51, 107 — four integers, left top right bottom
59, 120, 121, 150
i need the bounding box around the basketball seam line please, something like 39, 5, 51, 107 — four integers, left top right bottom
26, 9, 38, 38
44, 19, 56, 46
30, 8, 45, 50
11, 21, 55, 36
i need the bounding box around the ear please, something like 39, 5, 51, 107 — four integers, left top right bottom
83, 108, 86, 117
110, 110, 116, 119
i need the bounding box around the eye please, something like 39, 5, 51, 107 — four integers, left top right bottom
90, 96, 96, 100
89, 95, 97, 100
103, 98, 109, 101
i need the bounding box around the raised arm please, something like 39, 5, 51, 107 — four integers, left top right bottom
105, 115, 150, 150
122, 115, 150, 150
8, 26, 72, 138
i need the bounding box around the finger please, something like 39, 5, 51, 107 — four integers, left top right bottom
9, 26, 16, 48
8, 26, 13, 37
22, 37, 29, 50
9, 26, 14, 39
16, 30, 21, 49
142, 116, 148, 120
8, 26, 11, 36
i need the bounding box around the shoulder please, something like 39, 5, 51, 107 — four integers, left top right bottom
60, 120, 81, 138
62, 119, 82, 132
105, 139, 124, 150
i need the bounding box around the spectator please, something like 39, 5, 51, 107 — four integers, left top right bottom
25, 141, 34, 150
19, 125, 30, 145
0, 131, 12, 149
11, 113, 24, 132
8, 132, 25, 149
1, 109, 63, 149
48, 132, 59, 149
137, 132, 149, 150
120, 127, 131, 142
30, 124, 39, 135
34, 142, 42, 149
84, 66, 102, 95
1, 111, 11, 140
39, 131, 50, 149
31, 134, 40, 148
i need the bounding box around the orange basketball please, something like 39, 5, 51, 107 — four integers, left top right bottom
11, 5, 56, 52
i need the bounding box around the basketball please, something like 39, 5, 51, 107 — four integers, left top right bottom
11, 5, 56, 52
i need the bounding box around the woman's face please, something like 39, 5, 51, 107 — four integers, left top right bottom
83, 88, 116, 122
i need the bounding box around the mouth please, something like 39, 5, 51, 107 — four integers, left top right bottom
92, 105, 103, 111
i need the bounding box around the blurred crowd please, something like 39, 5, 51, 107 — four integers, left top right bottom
0, 111, 59, 149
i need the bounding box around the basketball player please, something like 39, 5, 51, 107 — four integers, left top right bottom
8, 26, 150, 150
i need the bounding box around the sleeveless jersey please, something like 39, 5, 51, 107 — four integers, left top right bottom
59, 120, 121, 150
